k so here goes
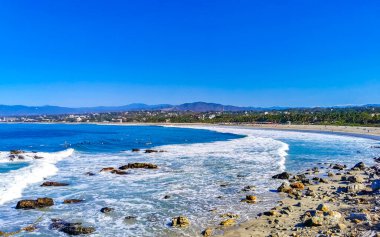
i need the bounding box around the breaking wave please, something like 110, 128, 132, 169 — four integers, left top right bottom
0, 149, 74, 205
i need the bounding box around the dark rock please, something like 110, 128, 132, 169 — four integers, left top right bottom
110, 169, 128, 175
272, 172, 291, 179
41, 181, 69, 187
16, 198, 54, 209
163, 195, 171, 199
331, 164, 346, 170
145, 149, 158, 153
17, 155, 25, 160
352, 162, 366, 170
85, 172, 95, 176
63, 199, 83, 204
100, 207, 114, 213
131, 148, 140, 152
119, 163, 158, 170
50, 219, 95, 235
34, 155, 43, 159
10, 150, 25, 155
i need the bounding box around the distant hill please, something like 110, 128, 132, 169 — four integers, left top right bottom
0, 102, 378, 116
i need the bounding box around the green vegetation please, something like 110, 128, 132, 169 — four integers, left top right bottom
7, 107, 380, 126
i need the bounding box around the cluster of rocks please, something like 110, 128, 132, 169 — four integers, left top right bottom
16, 198, 54, 209
50, 219, 95, 235
98, 162, 158, 176
221, 160, 380, 237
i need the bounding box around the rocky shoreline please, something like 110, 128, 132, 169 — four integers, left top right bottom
216, 159, 380, 237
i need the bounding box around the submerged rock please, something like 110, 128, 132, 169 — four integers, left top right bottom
242, 195, 257, 204
63, 199, 83, 204
171, 216, 190, 228
100, 207, 114, 213
41, 181, 69, 187
145, 149, 159, 153
100, 167, 115, 172
119, 163, 158, 170
110, 169, 128, 175
50, 219, 95, 235
272, 172, 291, 179
16, 198, 54, 209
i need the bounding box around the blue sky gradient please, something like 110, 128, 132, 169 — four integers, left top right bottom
0, 0, 379, 107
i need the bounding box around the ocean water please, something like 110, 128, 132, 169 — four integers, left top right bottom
0, 124, 379, 236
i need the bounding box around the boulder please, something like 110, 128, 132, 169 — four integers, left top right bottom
371, 179, 380, 191
131, 148, 140, 152
332, 164, 346, 170
241, 185, 255, 192
242, 195, 257, 203
263, 210, 280, 216
171, 216, 190, 228
16, 200, 38, 209
290, 182, 305, 190
63, 199, 83, 204
119, 163, 158, 170
100, 207, 114, 213
304, 216, 323, 227
41, 181, 69, 187
352, 162, 366, 170
272, 172, 291, 179
202, 228, 213, 237
16, 198, 54, 209
50, 219, 95, 235
277, 182, 292, 193
220, 218, 235, 226
316, 204, 330, 212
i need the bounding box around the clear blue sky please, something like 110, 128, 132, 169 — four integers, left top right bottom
0, 0, 379, 107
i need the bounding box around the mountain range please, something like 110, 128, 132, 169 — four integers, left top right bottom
0, 102, 378, 116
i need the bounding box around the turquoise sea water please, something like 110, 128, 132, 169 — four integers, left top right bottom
0, 124, 379, 236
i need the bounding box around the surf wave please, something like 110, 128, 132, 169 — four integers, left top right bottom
163, 125, 289, 172
0, 148, 74, 205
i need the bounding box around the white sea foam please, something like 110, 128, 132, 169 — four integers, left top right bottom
0, 148, 74, 205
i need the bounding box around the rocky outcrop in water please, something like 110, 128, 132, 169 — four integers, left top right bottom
171, 216, 190, 228
50, 219, 95, 235
16, 198, 54, 209
63, 199, 83, 204
272, 172, 291, 179
41, 182, 69, 187
119, 163, 158, 170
